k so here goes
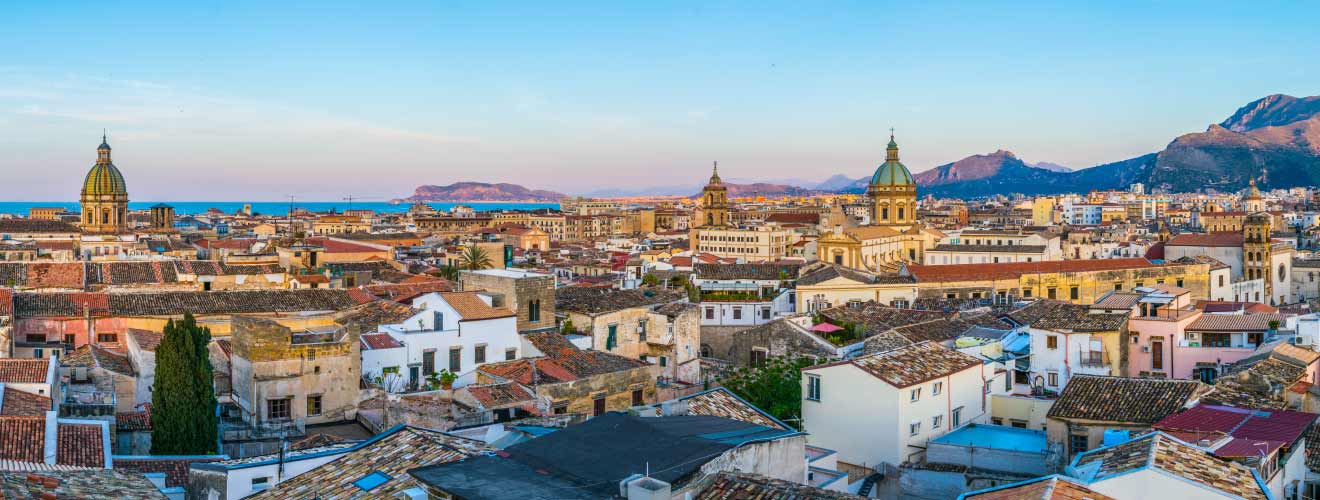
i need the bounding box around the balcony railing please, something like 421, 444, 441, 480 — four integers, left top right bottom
220, 418, 306, 441
61, 388, 117, 417
1078, 351, 1109, 368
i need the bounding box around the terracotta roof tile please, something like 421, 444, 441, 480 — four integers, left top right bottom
0, 358, 52, 384
127, 328, 163, 351
441, 292, 515, 321
463, 382, 535, 408
906, 258, 1163, 283
0, 416, 45, 463
811, 342, 980, 388
56, 423, 105, 468
0, 470, 166, 499
1166, 232, 1245, 247
114, 455, 224, 488
1187, 313, 1284, 332
1073, 433, 1267, 500
360, 333, 403, 350
964, 475, 1115, 500
63, 344, 134, 376
0, 387, 51, 416
1047, 375, 1209, 424
695, 472, 864, 499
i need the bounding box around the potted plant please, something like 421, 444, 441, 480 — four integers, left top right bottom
439, 370, 457, 390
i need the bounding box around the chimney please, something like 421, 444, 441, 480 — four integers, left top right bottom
625, 476, 672, 500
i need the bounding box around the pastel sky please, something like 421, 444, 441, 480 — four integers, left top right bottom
2, 1, 1318, 201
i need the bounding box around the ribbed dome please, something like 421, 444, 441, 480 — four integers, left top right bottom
82, 139, 127, 196
83, 162, 128, 196
870, 134, 914, 187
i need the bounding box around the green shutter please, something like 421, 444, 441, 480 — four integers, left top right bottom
607, 325, 617, 350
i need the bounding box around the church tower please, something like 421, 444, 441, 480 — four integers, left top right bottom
868, 132, 917, 226
699, 162, 728, 227
80, 133, 130, 234
1243, 212, 1274, 303
1243, 178, 1266, 213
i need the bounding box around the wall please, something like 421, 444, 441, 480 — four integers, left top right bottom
459, 271, 557, 332
526, 364, 659, 417
989, 395, 1054, 430
230, 317, 359, 427
683, 435, 807, 498
186, 451, 346, 500
801, 363, 897, 469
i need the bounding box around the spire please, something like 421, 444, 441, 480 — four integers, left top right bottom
886, 129, 900, 162
97, 130, 112, 162
709, 161, 721, 184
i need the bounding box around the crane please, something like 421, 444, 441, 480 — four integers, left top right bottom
342, 195, 381, 212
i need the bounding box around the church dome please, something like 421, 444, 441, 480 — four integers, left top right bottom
82, 137, 128, 196
870, 134, 914, 187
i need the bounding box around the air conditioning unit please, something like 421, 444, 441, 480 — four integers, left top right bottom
1141, 346, 1151, 353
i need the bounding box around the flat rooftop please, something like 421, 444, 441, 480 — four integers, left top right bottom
466, 268, 552, 279
930, 424, 1048, 454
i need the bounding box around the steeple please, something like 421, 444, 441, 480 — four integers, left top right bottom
98, 130, 112, 162
709, 161, 721, 185
886, 128, 900, 162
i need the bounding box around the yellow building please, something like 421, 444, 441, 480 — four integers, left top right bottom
868, 133, 917, 226
79, 134, 129, 234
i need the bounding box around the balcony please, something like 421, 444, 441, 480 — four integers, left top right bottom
221, 417, 306, 441
1078, 351, 1110, 369
1177, 340, 1258, 349
61, 387, 117, 417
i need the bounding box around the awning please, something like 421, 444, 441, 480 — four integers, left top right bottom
810, 323, 843, 334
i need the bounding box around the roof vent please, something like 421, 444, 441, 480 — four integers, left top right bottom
626, 476, 672, 500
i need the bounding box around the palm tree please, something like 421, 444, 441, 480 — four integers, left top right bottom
459, 245, 493, 271
432, 264, 460, 281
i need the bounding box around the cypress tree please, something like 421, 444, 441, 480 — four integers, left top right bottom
151, 313, 218, 454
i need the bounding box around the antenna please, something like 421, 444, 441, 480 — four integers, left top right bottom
342, 195, 380, 212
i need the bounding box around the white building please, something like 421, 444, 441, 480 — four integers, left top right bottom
0, 356, 59, 398
1025, 305, 1127, 392
360, 291, 519, 392
692, 263, 799, 326
1065, 432, 1271, 500
801, 341, 987, 471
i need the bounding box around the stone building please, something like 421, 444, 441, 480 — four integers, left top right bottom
556, 287, 701, 383
460, 269, 557, 333
79, 134, 130, 234
477, 331, 657, 417
225, 316, 361, 455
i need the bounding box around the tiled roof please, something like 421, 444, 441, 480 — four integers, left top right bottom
963, 475, 1115, 500
360, 281, 455, 303
0, 262, 84, 289
818, 303, 952, 338
929, 243, 1047, 253
1154, 404, 1316, 458
441, 292, 516, 321
127, 328, 163, 351
1091, 292, 1142, 310
248, 426, 486, 499
0, 387, 51, 416
1187, 313, 1283, 332
797, 264, 914, 286
812, 342, 980, 388
56, 423, 105, 468
1306, 424, 1320, 472
1031, 304, 1128, 332
114, 455, 223, 488
0, 416, 45, 463
1166, 232, 1245, 247
116, 406, 152, 432
906, 258, 1163, 283
1003, 300, 1075, 327
480, 332, 648, 384
0, 288, 12, 316
555, 286, 686, 315
15, 289, 361, 317
463, 382, 535, 409
1072, 433, 1268, 500
0, 470, 166, 499
360, 333, 404, 350
1047, 375, 1209, 424
695, 472, 865, 499
332, 299, 416, 333
63, 344, 135, 377
666, 388, 785, 430
1196, 301, 1278, 314
0, 219, 80, 233
0, 358, 52, 384
1271, 342, 1320, 366
861, 330, 917, 355
694, 263, 801, 281
1208, 358, 1307, 409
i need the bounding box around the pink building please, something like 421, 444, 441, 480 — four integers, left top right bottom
1118, 285, 1283, 382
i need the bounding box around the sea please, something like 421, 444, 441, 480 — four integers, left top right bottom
0, 201, 558, 217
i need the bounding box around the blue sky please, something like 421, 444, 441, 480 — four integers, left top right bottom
2, 1, 1318, 200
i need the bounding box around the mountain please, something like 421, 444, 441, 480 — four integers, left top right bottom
814, 174, 866, 191
1029, 161, 1072, 173
399, 182, 568, 203
905, 94, 1320, 198
703, 182, 822, 199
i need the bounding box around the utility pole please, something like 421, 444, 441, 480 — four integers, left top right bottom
287, 195, 296, 236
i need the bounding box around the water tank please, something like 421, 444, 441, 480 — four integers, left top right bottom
1102, 429, 1130, 446
626, 477, 672, 500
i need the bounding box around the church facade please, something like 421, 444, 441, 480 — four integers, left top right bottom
80, 134, 130, 234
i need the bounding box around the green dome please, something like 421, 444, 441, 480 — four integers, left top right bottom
82, 139, 127, 196
871, 159, 913, 186
870, 133, 913, 187
83, 162, 128, 196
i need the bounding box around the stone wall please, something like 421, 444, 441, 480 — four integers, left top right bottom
535, 364, 659, 416
229, 316, 361, 426
460, 272, 557, 332
728, 321, 836, 367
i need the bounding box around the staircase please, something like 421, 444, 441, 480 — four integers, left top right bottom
856, 472, 884, 497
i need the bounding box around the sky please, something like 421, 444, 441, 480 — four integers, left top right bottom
2, 1, 1318, 201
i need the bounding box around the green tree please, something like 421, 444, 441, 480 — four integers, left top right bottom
151, 313, 219, 454
459, 246, 493, 271
719, 356, 817, 429
560, 316, 576, 334
641, 273, 661, 287
431, 264, 461, 281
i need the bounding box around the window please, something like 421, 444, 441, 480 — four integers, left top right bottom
806, 375, 821, 401
307, 395, 322, 416
606, 324, 618, 350
474, 344, 487, 364
761, 307, 771, 320
422, 350, 435, 375
505, 348, 517, 361
528, 299, 541, 322
97, 332, 118, 344
592, 395, 606, 416
1046, 336, 1058, 349
63, 334, 75, 345
449, 347, 462, 373
909, 421, 921, 436
932, 381, 942, 396
638, 320, 647, 341
1023, 288, 1033, 298
932, 415, 943, 429
1219, 275, 1225, 287
632, 388, 644, 406
1047, 372, 1059, 387
1070, 434, 1089, 456
1047, 287, 1057, 299
705, 307, 715, 320
1070, 286, 1079, 300
910, 388, 921, 402
732, 308, 742, 320
991, 417, 1004, 426
952, 407, 963, 427
251, 477, 271, 492
659, 356, 668, 367
33, 348, 43, 359
750, 348, 767, 367
267, 398, 291, 420
552, 401, 568, 415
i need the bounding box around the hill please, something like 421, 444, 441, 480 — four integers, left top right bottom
399, 182, 567, 203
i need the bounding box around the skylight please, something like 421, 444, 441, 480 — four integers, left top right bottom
353, 471, 392, 491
